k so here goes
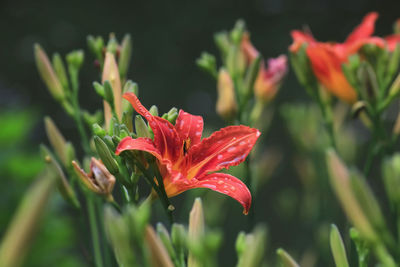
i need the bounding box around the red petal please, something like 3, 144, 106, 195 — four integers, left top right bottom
188, 125, 260, 178
123, 93, 181, 161
307, 44, 357, 103
345, 12, 378, 45
385, 34, 400, 51
175, 110, 203, 146
193, 173, 251, 215
116, 136, 163, 160
289, 30, 316, 52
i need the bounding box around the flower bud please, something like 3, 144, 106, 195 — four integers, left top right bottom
135, 115, 151, 138
237, 226, 267, 267
122, 80, 138, 113
44, 116, 69, 167
235, 232, 247, 257
93, 81, 105, 98
40, 145, 80, 208
145, 226, 174, 267
52, 53, 69, 92
171, 223, 187, 262
196, 52, 217, 78
149, 105, 159, 116
230, 19, 246, 44
122, 111, 133, 132
93, 123, 106, 138
382, 154, 400, 208
157, 223, 178, 265
188, 198, 205, 267
216, 68, 237, 121
118, 34, 132, 81
103, 80, 115, 109
34, 44, 65, 101
87, 35, 104, 61
94, 136, 119, 175
276, 248, 300, 267
326, 150, 377, 242
254, 55, 288, 103
102, 52, 122, 128
167, 107, 178, 124
66, 50, 84, 71
214, 31, 230, 57
72, 157, 116, 199
330, 224, 349, 267
106, 34, 118, 55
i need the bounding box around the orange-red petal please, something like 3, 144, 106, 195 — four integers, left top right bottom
345, 12, 378, 45
123, 92, 181, 161
194, 173, 251, 215
289, 30, 316, 52
385, 34, 400, 51
187, 125, 260, 178
175, 110, 203, 146
307, 44, 357, 103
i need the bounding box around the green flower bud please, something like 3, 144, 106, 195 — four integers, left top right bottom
382, 154, 400, 208
276, 248, 300, 267
235, 231, 247, 257
230, 19, 245, 44
34, 44, 65, 101
93, 81, 105, 98
122, 81, 138, 112
135, 115, 151, 138
87, 35, 104, 61
107, 34, 118, 55
196, 52, 217, 78
103, 80, 115, 109
122, 111, 133, 132
214, 31, 230, 58
66, 50, 84, 71
237, 226, 267, 267
149, 105, 159, 116
118, 34, 132, 80
330, 224, 349, 267
171, 224, 187, 255
44, 116, 69, 167
52, 53, 70, 92
167, 107, 178, 124
93, 123, 106, 138
94, 136, 119, 175
157, 223, 178, 265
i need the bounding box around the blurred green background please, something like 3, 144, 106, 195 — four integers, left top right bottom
1, 0, 400, 266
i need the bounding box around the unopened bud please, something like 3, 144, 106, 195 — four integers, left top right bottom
157, 223, 178, 265
72, 157, 115, 200
196, 52, 217, 78
254, 55, 288, 103
216, 68, 237, 120
171, 224, 187, 257
66, 50, 84, 71
382, 154, 400, 208
122, 81, 138, 112
214, 31, 230, 57
93, 123, 106, 138
145, 226, 174, 267
118, 34, 132, 80
230, 19, 246, 44
276, 248, 300, 267
122, 111, 133, 132
44, 116, 69, 167
106, 33, 118, 55
87, 35, 104, 61
52, 53, 69, 92
149, 105, 159, 116
103, 80, 115, 109
135, 115, 151, 138
93, 81, 105, 98
330, 224, 349, 267
167, 107, 178, 124
237, 226, 267, 267
235, 232, 247, 257
34, 44, 65, 101
102, 52, 122, 128
94, 136, 119, 175
188, 198, 205, 267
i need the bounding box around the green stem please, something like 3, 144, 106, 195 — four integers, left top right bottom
316, 89, 336, 149
87, 196, 104, 267
244, 157, 254, 230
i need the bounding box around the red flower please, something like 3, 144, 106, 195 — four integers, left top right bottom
290, 12, 388, 103
116, 93, 260, 214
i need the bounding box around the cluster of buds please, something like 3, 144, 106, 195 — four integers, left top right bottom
197, 20, 287, 125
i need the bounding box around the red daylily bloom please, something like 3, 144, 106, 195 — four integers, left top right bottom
116, 93, 260, 214
290, 12, 386, 103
